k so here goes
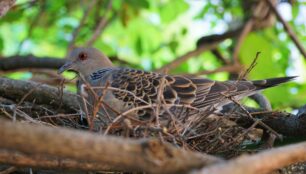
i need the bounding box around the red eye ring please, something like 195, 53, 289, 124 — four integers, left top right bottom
78, 52, 87, 61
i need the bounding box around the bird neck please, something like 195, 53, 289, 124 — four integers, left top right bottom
100, 55, 114, 68
81, 55, 114, 77
80, 61, 114, 82
88, 68, 113, 81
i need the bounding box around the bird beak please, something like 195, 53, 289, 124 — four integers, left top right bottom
58, 61, 74, 74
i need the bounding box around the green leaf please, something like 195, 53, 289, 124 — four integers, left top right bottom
160, 0, 189, 23
0, 9, 24, 23
135, 37, 143, 55
0, 37, 4, 52
181, 27, 187, 35
291, 3, 299, 19
126, 0, 149, 9
194, 4, 211, 19
169, 40, 178, 54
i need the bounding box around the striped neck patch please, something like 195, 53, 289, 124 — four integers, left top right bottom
90, 68, 112, 80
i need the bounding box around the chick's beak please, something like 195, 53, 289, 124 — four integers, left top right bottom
58, 61, 74, 74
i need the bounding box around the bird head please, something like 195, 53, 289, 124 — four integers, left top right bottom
58, 47, 113, 76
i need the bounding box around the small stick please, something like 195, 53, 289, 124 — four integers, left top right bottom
225, 94, 282, 139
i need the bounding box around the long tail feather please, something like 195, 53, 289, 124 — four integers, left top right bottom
252, 76, 297, 89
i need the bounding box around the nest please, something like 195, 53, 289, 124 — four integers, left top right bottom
0, 95, 256, 157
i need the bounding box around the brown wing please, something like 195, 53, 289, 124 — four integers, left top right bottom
191, 76, 296, 109
109, 68, 198, 107
110, 68, 256, 109
110, 68, 295, 113
191, 79, 257, 109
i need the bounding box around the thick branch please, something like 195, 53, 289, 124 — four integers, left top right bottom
0, 166, 16, 174
224, 104, 306, 137
191, 141, 306, 174
0, 55, 130, 71
0, 55, 65, 71
196, 27, 243, 47
248, 93, 272, 111
0, 78, 79, 111
260, 114, 306, 137
0, 150, 113, 171
0, 120, 222, 174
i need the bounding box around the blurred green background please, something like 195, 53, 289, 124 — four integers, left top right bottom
0, 0, 305, 110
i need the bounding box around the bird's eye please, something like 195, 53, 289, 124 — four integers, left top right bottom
78, 52, 88, 61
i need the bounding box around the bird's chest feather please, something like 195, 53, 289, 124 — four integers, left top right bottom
79, 69, 135, 118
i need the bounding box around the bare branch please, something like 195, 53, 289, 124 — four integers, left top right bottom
191, 63, 242, 76
249, 93, 272, 111
156, 43, 219, 73
265, 0, 306, 58
0, 55, 130, 72
67, 0, 98, 52
16, 1, 45, 54
0, 150, 114, 171
0, 166, 17, 174
196, 27, 243, 47
222, 104, 306, 137
156, 22, 253, 73
0, 120, 222, 173
232, 20, 254, 63
211, 49, 231, 65
86, 0, 114, 47
191, 141, 306, 174
0, 0, 15, 17
0, 55, 65, 71
0, 78, 79, 111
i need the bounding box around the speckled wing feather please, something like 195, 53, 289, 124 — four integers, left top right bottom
108, 68, 295, 115
77, 67, 296, 122
110, 69, 214, 107
108, 69, 234, 111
